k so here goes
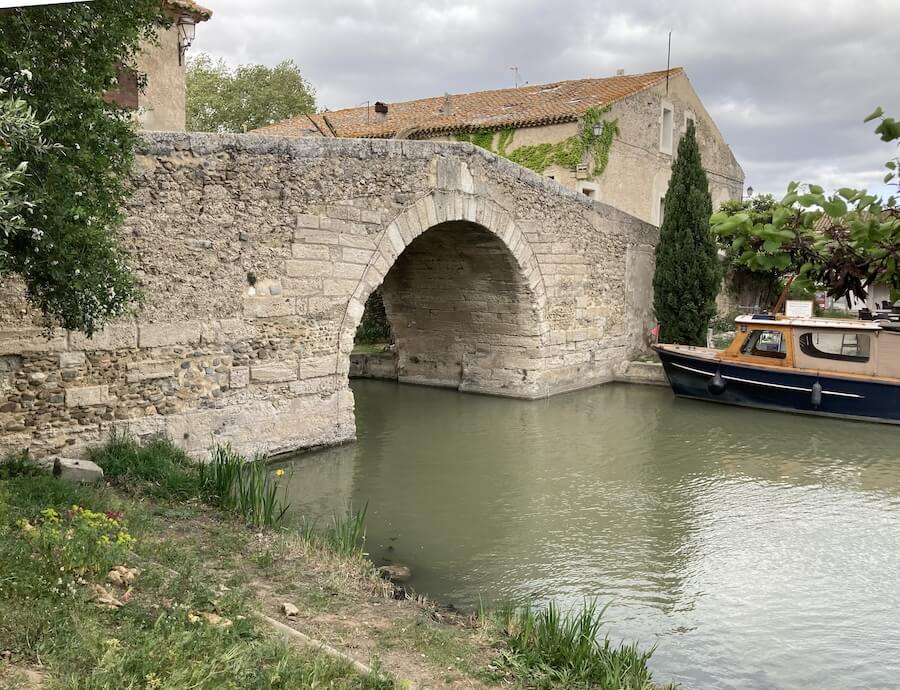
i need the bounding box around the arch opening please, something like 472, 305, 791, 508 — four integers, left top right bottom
349, 220, 548, 399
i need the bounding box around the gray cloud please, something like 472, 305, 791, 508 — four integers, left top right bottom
193, 0, 900, 198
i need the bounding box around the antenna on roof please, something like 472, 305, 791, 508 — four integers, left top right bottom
666, 31, 672, 94
509, 66, 522, 88
356, 101, 371, 123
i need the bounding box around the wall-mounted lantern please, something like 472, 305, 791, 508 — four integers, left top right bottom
592, 121, 604, 137
177, 16, 196, 66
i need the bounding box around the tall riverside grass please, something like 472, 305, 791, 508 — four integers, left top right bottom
300, 504, 368, 556
494, 600, 669, 690
199, 445, 290, 528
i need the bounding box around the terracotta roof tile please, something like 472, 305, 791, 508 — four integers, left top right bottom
164, 0, 212, 21
254, 68, 682, 139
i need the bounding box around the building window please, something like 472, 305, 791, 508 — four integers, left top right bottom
103, 63, 139, 110
684, 110, 696, 132
799, 332, 870, 362
658, 195, 665, 226
660, 102, 674, 154
741, 329, 787, 359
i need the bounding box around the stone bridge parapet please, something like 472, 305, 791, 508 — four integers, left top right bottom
0, 133, 657, 458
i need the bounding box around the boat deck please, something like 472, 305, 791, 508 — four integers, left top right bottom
657, 344, 720, 360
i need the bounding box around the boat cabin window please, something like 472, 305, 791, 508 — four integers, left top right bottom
798, 331, 871, 363
741, 329, 787, 359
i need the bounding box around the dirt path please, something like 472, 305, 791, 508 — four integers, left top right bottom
143, 507, 505, 689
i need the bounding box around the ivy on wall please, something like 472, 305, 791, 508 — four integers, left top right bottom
453, 106, 619, 179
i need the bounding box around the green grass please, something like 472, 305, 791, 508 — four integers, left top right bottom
0, 470, 394, 689
91, 434, 290, 529
90, 432, 203, 500
375, 612, 488, 682
492, 601, 672, 690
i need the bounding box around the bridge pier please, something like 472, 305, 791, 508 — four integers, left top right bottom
0, 133, 657, 459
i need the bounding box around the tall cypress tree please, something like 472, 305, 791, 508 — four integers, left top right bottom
652, 120, 720, 345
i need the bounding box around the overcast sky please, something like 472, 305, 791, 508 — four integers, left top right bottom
192, 0, 900, 198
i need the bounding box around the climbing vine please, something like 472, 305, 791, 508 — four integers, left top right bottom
453, 106, 619, 179
454, 129, 495, 151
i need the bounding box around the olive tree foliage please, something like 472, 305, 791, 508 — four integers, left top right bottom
712, 109, 900, 306
652, 120, 721, 345
0, 73, 55, 267
186, 54, 316, 133
0, 2, 167, 335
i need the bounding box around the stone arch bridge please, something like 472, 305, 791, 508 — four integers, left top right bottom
0, 133, 657, 458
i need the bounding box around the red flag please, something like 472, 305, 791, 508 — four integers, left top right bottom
650, 324, 660, 339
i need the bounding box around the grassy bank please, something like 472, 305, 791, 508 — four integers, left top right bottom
1, 438, 671, 689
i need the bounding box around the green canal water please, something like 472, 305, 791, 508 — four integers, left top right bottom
274, 379, 900, 690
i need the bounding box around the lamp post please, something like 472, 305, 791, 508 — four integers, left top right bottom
177, 16, 196, 66
746, 185, 754, 200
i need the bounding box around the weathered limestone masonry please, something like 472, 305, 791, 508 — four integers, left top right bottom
0, 133, 657, 459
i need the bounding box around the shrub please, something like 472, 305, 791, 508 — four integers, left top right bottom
18, 505, 135, 576
496, 601, 668, 690
0, 451, 46, 480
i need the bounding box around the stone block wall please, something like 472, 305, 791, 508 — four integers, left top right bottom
0, 133, 657, 459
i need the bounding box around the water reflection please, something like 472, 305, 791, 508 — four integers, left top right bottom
273, 380, 900, 690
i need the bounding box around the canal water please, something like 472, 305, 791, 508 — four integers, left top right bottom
273, 379, 900, 690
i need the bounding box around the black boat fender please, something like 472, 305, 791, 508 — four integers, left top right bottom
811, 381, 822, 409
707, 368, 726, 395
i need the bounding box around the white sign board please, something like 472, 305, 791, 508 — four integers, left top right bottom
785, 300, 814, 317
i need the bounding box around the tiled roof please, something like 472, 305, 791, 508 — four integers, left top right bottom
164, 0, 212, 21
254, 68, 683, 139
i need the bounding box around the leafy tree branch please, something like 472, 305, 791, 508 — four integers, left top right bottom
712, 109, 900, 306
0, 2, 167, 334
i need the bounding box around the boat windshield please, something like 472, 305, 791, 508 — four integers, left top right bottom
741, 329, 786, 359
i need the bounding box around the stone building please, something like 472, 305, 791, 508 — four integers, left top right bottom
256, 67, 744, 226
105, 0, 212, 131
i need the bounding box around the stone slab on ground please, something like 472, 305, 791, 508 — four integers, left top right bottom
56, 458, 105, 484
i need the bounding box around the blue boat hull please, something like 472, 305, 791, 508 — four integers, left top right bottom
653, 346, 900, 425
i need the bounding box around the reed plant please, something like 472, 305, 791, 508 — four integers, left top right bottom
300, 504, 368, 556
495, 600, 668, 690
199, 445, 290, 528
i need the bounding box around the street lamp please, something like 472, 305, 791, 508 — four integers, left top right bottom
177, 16, 196, 66
746, 185, 754, 199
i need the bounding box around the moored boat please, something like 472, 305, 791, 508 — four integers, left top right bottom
653, 314, 900, 424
